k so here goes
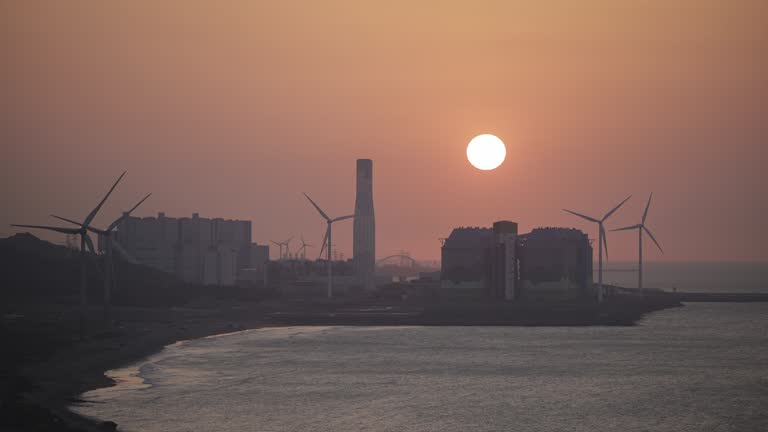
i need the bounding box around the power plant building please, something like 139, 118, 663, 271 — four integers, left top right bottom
112, 212, 268, 286
441, 221, 592, 300
517, 228, 593, 299
440, 226, 493, 291
353, 159, 376, 291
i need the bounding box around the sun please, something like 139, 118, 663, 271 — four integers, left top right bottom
466, 134, 506, 170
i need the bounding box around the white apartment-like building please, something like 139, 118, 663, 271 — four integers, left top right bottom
113, 212, 268, 286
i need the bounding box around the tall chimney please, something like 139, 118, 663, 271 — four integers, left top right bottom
353, 159, 376, 290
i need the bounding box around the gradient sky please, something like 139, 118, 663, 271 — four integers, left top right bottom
2, 1, 766, 261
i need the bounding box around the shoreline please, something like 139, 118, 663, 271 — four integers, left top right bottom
5, 302, 271, 431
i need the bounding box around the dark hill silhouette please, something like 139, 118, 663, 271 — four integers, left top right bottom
0, 233, 198, 307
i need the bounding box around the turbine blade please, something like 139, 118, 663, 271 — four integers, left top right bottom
84, 233, 96, 254
642, 193, 653, 224
52, 214, 105, 235
602, 195, 632, 221
50, 214, 83, 227
562, 209, 599, 223
611, 224, 641, 232
11, 224, 81, 235
303, 193, 330, 221
331, 214, 355, 223
112, 240, 137, 263
84, 171, 126, 227
643, 226, 664, 254
128, 192, 152, 214
108, 193, 151, 232
600, 224, 609, 260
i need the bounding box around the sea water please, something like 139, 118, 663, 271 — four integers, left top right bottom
599, 261, 768, 293
73, 303, 768, 431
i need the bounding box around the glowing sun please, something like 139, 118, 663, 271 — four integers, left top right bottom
466, 134, 506, 170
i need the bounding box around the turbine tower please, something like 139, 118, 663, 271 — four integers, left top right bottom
612, 193, 664, 294
563, 195, 631, 302
303, 193, 354, 298
53, 193, 151, 318
282, 236, 293, 260
353, 159, 376, 291
11, 171, 126, 321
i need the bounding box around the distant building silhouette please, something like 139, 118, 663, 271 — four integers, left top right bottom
517, 228, 593, 300
441, 226, 493, 292
111, 212, 268, 286
353, 159, 376, 291
441, 222, 592, 300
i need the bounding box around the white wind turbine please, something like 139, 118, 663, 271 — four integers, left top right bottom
611, 193, 663, 295
12, 171, 126, 319
563, 195, 631, 302
303, 193, 354, 298
53, 192, 151, 318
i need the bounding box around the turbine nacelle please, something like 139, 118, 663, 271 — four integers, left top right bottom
563, 195, 631, 260
302, 192, 355, 298
611, 193, 663, 254
303, 192, 354, 259
563, 195, 632, 302
611, 193, 664, 293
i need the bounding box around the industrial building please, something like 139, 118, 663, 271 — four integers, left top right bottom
353, 158, 376, 291
517, 228, 593, 299
111, 212, 269, 286
440, 221, 593, 300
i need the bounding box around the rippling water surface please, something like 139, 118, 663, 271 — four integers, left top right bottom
74, 303, 768, 431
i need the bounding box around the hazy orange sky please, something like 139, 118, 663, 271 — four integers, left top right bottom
2, 1, 766, 261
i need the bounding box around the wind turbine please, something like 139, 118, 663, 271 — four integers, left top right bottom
269, 236, 293, 260
269, 240, 283, 260
283, 236, 293, 260
611, 193, 663, 295
563, 195, 631, 302
297, 234, 313, 260
53, 193, 151, 318
11, 171, 126, 319
303, 193, 354, 298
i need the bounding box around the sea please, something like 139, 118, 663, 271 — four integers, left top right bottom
74, 302, 768, 431
598, 261, 768, 293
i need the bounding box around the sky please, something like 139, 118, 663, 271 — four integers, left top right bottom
1, 0, 766, 262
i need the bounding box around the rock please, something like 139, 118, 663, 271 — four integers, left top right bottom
99, 420, 118, 430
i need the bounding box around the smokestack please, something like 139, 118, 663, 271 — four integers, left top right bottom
353, 159, 376, 290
